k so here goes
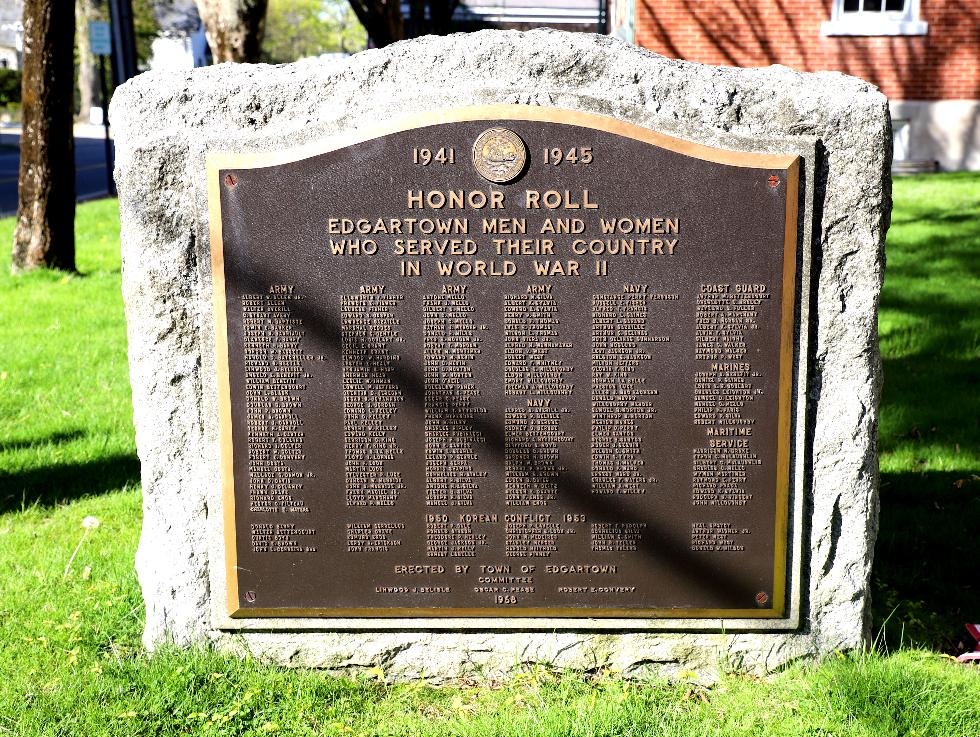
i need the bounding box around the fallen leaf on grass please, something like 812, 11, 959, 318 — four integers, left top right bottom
681, 688, 709, 704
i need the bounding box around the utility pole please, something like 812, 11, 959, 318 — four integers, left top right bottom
108, 0, 138, 86
89, 21, 115, 197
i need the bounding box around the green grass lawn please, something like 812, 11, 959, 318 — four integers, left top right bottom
0, 179, 978, 735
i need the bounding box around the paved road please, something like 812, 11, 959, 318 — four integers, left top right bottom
0, 128, 115, 217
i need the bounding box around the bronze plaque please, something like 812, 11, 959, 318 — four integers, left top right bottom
208, 106, 799, 619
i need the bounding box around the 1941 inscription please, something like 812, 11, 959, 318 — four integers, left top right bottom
211, 107, 799, 618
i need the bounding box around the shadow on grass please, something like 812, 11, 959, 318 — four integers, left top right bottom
0, 454, 140, 514
874, 316, 977, 655
873, 349, 979, 654
878, 352, 979, 456
873, 471, 980, 653
0, 429, 86, 453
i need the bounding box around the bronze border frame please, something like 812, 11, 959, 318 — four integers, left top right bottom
206, 105, 801, 621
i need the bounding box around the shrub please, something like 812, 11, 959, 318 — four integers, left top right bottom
0, 68, 21, 106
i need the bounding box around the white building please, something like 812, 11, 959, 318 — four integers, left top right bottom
0, 0, 23, 70
149, 0, 211, 71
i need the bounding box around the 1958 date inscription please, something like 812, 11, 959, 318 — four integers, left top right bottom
212, 108, 799, 619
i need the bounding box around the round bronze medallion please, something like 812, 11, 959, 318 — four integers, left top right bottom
471, 127, 526, 183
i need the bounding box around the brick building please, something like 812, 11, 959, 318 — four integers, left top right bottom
610, 0, 979, 171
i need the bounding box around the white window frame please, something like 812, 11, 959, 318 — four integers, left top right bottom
821, 0, 928, 36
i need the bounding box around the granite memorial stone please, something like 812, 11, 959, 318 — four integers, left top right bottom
111, 29, 889, 680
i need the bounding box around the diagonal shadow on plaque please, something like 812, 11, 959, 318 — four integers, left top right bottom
235, 264, 784, 613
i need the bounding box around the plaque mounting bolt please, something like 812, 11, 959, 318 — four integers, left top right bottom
767, 175, 780, 189
755, 591, 770, 606
224, 173, 238, 187
244, 590, 257, 602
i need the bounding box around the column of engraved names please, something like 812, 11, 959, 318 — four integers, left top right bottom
503, 287, 575, 559
590, 289, 660, 496
241, 288, 316, 556
341, 290, 406, 515
422, 288, 488, 560
691, 283, 771, 554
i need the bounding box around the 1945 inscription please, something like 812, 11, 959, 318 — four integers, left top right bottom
212, 108, 799, 618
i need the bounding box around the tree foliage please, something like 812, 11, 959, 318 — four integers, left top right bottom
263, 0, 365, 62
0, 69, 21, 106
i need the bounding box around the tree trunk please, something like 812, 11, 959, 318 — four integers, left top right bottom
75, 0, 98, 123
195, 0, 269, 63
349, 0, 458, 47
425, 0, 458, 36
12, 0, 76, 274
406, 0, 424, 39
348, 0, 403, 47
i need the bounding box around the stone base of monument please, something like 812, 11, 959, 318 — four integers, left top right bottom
111, 29, 888, 682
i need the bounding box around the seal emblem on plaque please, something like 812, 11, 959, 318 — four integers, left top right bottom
472, 127, 526, 183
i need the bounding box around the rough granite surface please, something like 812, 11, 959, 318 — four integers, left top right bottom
110, 29, 889, 682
